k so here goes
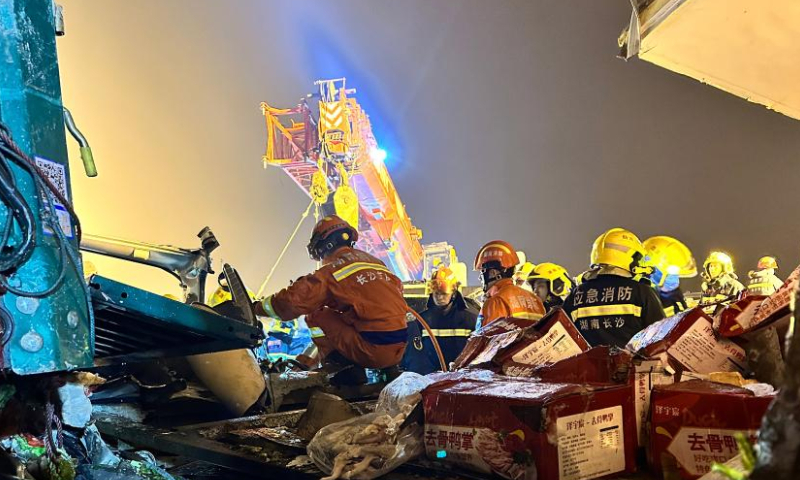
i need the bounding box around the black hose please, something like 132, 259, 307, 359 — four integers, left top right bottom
0, 150, 36, 272
0, 121, 85, 300
0, 129, 82, 242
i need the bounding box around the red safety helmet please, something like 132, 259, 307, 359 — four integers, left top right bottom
307, 215, 358, 261
474, 240, 520, 271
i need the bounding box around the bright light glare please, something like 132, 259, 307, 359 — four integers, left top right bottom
667, 265, 681, 275
370, 147, 388, 162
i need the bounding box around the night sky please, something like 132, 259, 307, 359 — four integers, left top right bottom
58, 1, 800, 296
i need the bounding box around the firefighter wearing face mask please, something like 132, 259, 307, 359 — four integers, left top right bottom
474, 240, 546, 328
527, 262, 574, 311
747, 256, 784, 296
402, 266, 478, 374
562, 228, 665, 348
700, 251, 745, 313
643, 236, 698, 317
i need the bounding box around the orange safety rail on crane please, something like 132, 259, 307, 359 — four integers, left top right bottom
260, 102, 319, 193
261, 79, 424, 281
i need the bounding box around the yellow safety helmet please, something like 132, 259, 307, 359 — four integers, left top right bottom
590, 228, 647, 273
643, 236, 698, 278
757, 256, 778, 271
703, 251, 735, 276
528, 262, 573, 298
514, 262, 536, 284
427, 266, 460, 294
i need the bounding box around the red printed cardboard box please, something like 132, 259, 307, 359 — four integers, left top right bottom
649, 380, 774, 479
747, 263, 800, 329
533, 347, 674, 448
626, 309, 747, 375
452, 309, 590, 373
452, 317, 530, 369
717, 295, 768, 337
632, 359, 674, 448
531, 346, 632, 385
423, 374, 637, 480
495, 309, 591, 377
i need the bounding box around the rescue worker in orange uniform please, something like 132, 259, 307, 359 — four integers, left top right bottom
254, 215, 408, 371
474, 240, 546, 328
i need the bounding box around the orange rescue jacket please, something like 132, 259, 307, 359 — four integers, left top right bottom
478, 278, 545, 327
262, 247, 408, 345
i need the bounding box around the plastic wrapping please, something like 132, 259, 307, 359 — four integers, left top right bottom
307, 373, 434, 480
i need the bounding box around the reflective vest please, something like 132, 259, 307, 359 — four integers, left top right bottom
746, 270, 783, 297
562, 274, 665, 348
401, 292, 478, 375
701, 274, 744, 312
658, 289, 689, 318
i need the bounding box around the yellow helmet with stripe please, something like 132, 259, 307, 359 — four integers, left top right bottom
704, 251, 734, 277
643, 236, 697, 278
590, 228, 647, 273
514, 261, 536, 285
528, 262, 573, 298
757, 256, 778, 271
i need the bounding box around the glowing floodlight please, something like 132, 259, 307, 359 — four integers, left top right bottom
370, 147, 388, 163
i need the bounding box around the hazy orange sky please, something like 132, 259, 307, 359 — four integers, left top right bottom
57, 1, 800, 297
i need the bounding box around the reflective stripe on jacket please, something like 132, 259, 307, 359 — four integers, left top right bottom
402, 291, 478, 375
562, 274, 665, 348
265, 247, 408, 345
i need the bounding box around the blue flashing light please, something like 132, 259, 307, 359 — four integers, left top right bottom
436, 450, 447, 459
370, 147, 388, 163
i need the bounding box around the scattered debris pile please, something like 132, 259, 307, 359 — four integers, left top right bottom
307, 373, 433, 480
3, 268, 799, 480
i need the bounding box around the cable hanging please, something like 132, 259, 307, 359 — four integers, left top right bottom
256, 198, 316, 298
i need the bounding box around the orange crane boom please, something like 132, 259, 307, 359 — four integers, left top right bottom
261, 78, 424, 281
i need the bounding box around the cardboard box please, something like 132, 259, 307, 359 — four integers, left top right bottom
632, 359, 674, 448
452, 309, 590, 373
531, 346, 632, 385
717, 295, 768, 337
423, 374, 638, 480
495, 309, 591, 377
426, 368, 503, 386
452, 317, 530, 370
626, 309, 747, 375
534, 347, 674, 447
649, 380, 774, 479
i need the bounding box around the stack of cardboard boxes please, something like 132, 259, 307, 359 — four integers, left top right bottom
422, 305, 778, 480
